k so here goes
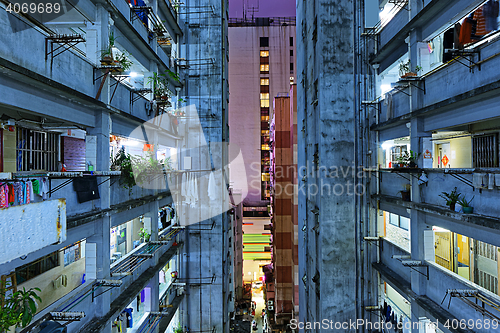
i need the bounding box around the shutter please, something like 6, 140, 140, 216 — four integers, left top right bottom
62, 137, 86, 171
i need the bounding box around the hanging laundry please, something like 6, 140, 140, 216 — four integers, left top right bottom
41, 178, 49, 200
0, 185, 7, 208
483, 0, 499, 31
159, 269, 165, 284
32, 179, 40, 196
13, 182, 23, 205
28, 181, 34, 201
25, 181, 30, 204
7, 183, 14, 206
474, 6, 489, 36
22, 181, 27, 204
191, 172, 198, 208
208, 171, 217, 200
181, 172, 187, 197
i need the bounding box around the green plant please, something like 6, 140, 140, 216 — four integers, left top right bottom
166, 69, 180, 82
415, 65, 423, 73
174, 323, 183, 333
111, 147, 136, 190
0, 285, 42, 331
139, 228, 150, 242
399, 60, 411, 77
116, 52, 133, 71
400, 150, 418, 167
132, 152, 171, 184
101, 31, 118, 61
439, 187, 461, 206
147, 72, 170, 99
458, 195, 474, 208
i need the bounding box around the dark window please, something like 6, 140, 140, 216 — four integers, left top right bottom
290, 49, 293, 57
17, 128, 59, 171
16, 251, 60, 284
290, 63, 294, 71
260, 37, 269, 47
290, 37, 293, 46
473, 134, 499, 167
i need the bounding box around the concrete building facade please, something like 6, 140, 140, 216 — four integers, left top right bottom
0, 0, 232, 332
269, 84, 298, 330
298, 0, 500, 332
228, 17, 296, 205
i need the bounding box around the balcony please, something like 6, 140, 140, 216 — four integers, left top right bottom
0, 199, 66, 265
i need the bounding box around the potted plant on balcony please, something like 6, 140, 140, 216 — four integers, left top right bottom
399, 184, 411, 201
439, 187, 461, 211
147, 72, 171, 102
115, 52, 133, 73
111, 147, 136, 191
400, 150, 418, 168
138, 228, 150, 243
0, 284, 42, 332
458, 195, 474, 214
399, 60, 422, 78
101, 31, 118, 65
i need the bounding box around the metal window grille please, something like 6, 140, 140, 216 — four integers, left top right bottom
17, 128, 59, 171
473, 134, 499, 168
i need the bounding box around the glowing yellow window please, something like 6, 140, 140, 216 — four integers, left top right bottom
260, 99, 270, 108
261, 116, 269, 121
261, 173, 270, 181
260, 51, 269, 57
261, 79, 269, 85
260, 64, 269, 72
260, 93, 269, 100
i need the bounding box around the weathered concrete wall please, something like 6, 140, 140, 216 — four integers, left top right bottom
297, 0, 357, 329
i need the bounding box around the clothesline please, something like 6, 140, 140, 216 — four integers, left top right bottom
0, 178, 49, 208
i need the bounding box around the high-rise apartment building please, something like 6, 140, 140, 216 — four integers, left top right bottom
297, 0, 500, 332
228, 17, 297, 330
0, 0, 232, 332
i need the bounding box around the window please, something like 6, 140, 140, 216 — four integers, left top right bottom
63, 242, 82, 267
261, 116, 269, 121
260, 37, 269, 47
261, 130, 269, 135
260, 99, 270, 108
473, 134, 499, 167
389, 213, 409, 231
17, 128, 59, 171
16, 251, 60, 284
260, 64, 269, 72
390, 145, 408, 164
261, 78, 269, 85
260, 93, 269, 100
290, 49, 293, 56
260, 50, 269, 57
290, 37, 293, 46
290, 63, 294, 71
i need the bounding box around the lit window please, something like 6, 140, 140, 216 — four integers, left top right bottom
261, 145, 270, 151
261, 173, 270, 181
261, 116, 269, 121
260, 64, 269, 72
260, 51, 269, 57
260, 93, 269, 100
261, 130, 269, 135
260, 99, 270, 108
261, 78, 269, 85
